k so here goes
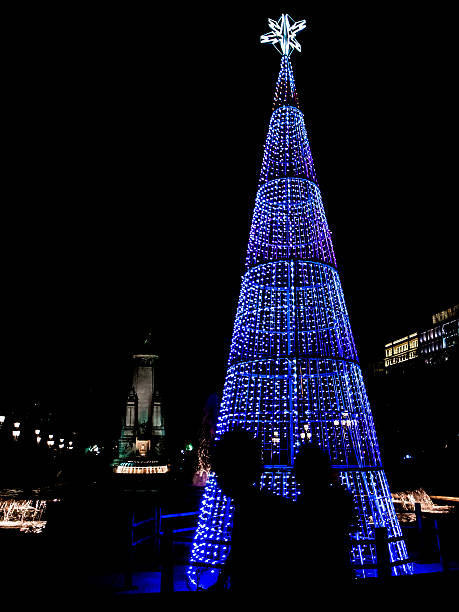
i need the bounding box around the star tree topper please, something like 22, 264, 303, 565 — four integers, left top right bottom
260, 14, 307, 56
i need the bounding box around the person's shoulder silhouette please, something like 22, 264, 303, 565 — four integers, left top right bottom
292, 443, 356, 588
211, 428, 293, 595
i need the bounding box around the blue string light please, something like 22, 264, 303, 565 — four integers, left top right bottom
187, 53, 412, 589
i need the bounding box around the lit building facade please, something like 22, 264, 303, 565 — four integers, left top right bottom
419, 305, 459, 362
432, 304, 459, 325
384, 333, 418, 368
384, 304, 458, 370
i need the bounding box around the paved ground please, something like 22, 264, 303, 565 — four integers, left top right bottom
87, 558, 459, 595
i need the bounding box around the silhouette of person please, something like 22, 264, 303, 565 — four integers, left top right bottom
210, 428, 293, 596
43, 454, 123, 593
291, 443, 356, 591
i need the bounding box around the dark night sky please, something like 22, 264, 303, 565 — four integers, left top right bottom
2, 4, 457, 448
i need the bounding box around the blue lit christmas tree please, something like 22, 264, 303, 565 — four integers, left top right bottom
188, 15, 412, 588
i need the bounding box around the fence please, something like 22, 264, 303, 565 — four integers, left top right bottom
124, 500, 450, 592
124, 505, 199, 591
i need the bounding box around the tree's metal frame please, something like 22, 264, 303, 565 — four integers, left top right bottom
187, 17, 412, 590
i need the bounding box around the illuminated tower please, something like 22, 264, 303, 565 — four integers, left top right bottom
116, 352, 167, 473
188, 15, 412, 588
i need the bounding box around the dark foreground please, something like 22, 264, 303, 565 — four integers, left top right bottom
1, 477, 458, 606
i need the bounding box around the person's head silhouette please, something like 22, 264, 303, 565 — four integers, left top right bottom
293, 443, 333, 494
212, 428, 262, 500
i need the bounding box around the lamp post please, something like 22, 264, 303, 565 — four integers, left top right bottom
13, 421, 20, 440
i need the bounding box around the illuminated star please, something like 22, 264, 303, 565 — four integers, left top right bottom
260, 14, 307, 56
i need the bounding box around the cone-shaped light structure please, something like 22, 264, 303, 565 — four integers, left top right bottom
187, 16, 412, 590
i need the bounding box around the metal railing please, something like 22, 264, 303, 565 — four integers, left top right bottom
124, 500, 451, 592
123, 506, 199, 591
158, 511, 199, 592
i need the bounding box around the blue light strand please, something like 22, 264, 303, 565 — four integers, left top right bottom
259, 107, 317, 187
187, 54, 412, 588
272, 54, 301, 110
